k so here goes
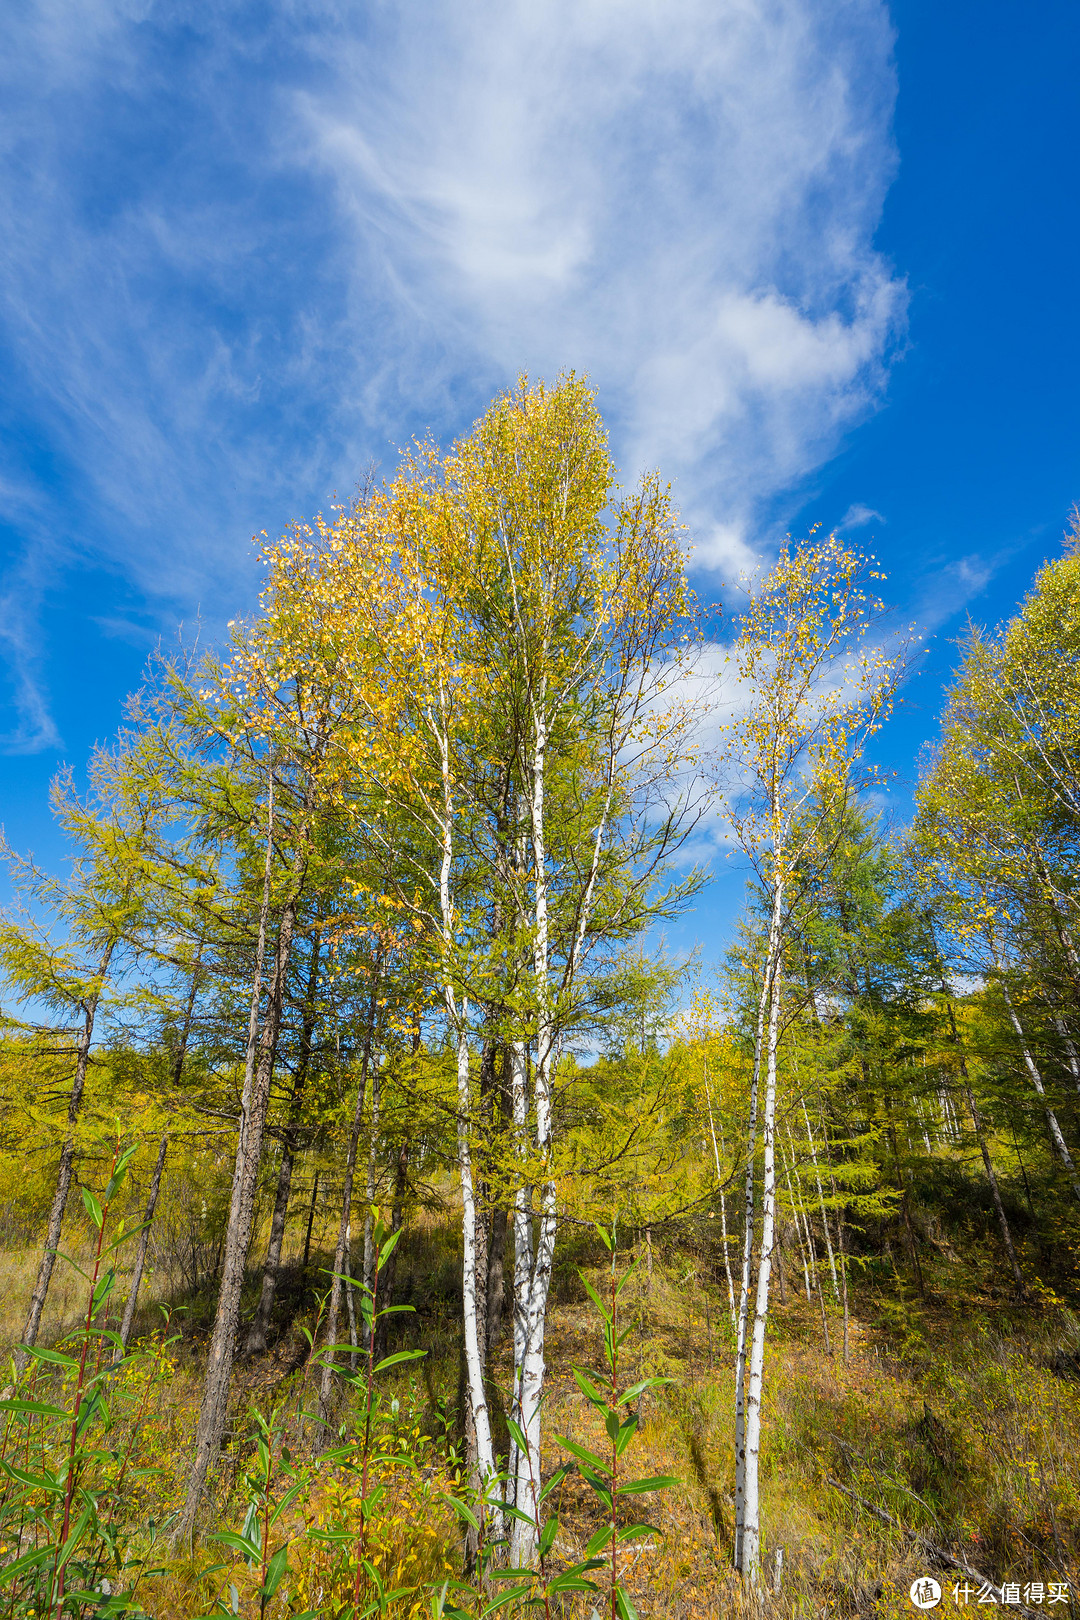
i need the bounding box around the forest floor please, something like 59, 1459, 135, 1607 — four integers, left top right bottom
2, 1211, 1079, 1620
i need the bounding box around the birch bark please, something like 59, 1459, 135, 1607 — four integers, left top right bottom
740, 871, 783, 1582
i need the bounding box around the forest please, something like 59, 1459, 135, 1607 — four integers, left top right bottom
0, 375, 1077, 1620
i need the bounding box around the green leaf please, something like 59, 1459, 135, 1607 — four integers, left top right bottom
441, 1493, 481, 1533
605, 1409, 620, 1442
505, 1415, 528, 1454
21, 1344, 78, 1370
619, 1376, 673, 1404
500, 1503, 539, 1528
615, 1582, 641, 1620
579, 1473, 613, 1512
593, 1222, 614, 1251
1, 1460, 63, 1494
0, 1398, 69, 1419
269, 1479, 307, 1526
585, 1523, 614, 1557
262, 1542, 289, 1599
377, 1225, 404, 1269
618, 1473, 680, 1495
55, 1500, 94, 1571
372, 1349, 427, 1373
538, 1514, 558, 1557
209, 1531, 263, 1563
614, 1255, 642, 1298
571, 1367, 608, 1409
0, 1541, 54, 1581
579, 1274, 611, 1321
546, 1566, 601, 1595
553, 1433, 611, 1475
103, 1145, 139, 1203
82, 1186, 104, 1229
617, 1522, 659, 1544
615, 1414, 639, 1456
480, 1583, 533, 1615
539, 1463, 570, 1501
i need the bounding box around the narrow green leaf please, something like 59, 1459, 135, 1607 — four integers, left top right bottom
554, 1433, 611, 1475
571, 1367, 608, 1409
0, 1398, 69, 1419
615, 1413, 639, 1456
377, 1225, 403, 1269
209, 1530, 263, 1563
619, 1376, 673, 1404
618, 1473, 680, 1495
617, 1522, 659, 1544
269, 1479, 307, 1526
615, 1582, 642, 1620
21, 1345, 78, 1370
372, 1349, 427, 1373
538, 1514, 558, 1557
585, 1523, 614, 1557
614, 1255, 642, 1298
480, 1582, 533, 1615
82, 1186, 104, 1229
539, 1463, 571, 1501
441, 1493, 481, 1533
262, 1542, 289, 1599
579, 1274, 611, 1320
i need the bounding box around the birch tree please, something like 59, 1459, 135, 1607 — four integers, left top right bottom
717, 533, 900, 1581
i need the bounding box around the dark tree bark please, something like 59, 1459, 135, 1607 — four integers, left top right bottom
117, 947, 205, 1358
302, 1168, 319, 1272
174, 778, 306, 1547
318, 964, 380, 1429
944, 994, 1026, 1292
15, 937, 117, 1378
117, 1133, 169, 1356
244, 933, 322, 1356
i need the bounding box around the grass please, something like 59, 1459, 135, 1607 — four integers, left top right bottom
1, 1201, 1078, 1618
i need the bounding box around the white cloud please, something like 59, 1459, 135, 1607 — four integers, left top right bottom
840, 502, 885, 530
0, 0, 904, 748
301, 0, 904, 560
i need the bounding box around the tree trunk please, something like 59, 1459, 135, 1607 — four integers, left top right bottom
302, 1168, 319, 1272
733, 950, 769, 1570
117, 945, 205, 1358
15, 938, 116, 1378
174, 779, 303, 1547
245, 935, 322, 1356
1000, 980, 1080, 1205
117, 1133, 168, 1356
802, 1099, 839, 1302
457, 1023, 499, 1527
740, 872, 783, 1584
943, 994, 1025, 1291
318, 972, 379, 1427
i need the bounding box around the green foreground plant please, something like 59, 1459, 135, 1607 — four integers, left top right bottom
0, 1138, 174, 1618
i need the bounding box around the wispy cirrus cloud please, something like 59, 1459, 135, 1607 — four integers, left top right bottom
0, 0, 904, 751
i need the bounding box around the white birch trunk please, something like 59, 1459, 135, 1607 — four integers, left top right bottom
733, 949, 769, 1568
509, 699, 557, 1566
740, 871, 783, 1583
435, 705, 500, 1523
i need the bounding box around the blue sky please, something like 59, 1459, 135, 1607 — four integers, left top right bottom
1, 0, 1077, 965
